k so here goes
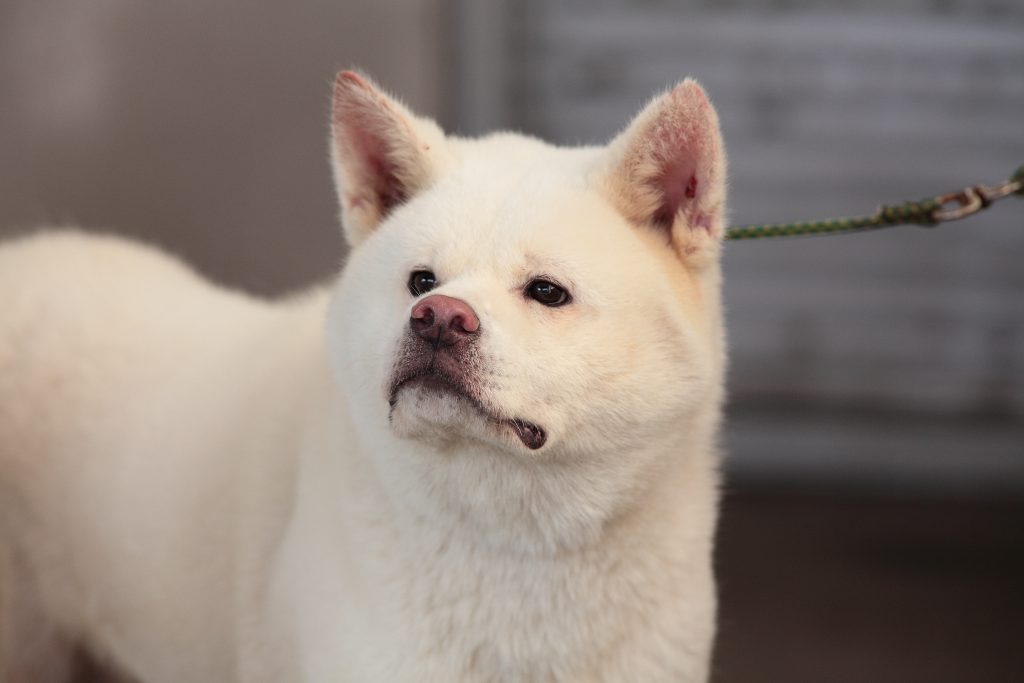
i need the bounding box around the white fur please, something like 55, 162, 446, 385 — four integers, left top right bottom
0, 73, 727, 682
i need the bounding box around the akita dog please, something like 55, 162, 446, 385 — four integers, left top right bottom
0, 71, 727, 682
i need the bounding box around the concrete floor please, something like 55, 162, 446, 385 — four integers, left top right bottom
713, 486, 1024, 683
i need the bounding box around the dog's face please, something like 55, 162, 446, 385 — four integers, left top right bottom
327, 72, 727, 463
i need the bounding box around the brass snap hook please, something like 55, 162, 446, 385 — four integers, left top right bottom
931, 187, 985, 223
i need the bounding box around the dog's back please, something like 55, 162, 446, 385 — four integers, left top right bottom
0, 231, 309, 682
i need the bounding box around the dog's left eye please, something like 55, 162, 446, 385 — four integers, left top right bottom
408, 270, 438, 296
526, 279, 570, 307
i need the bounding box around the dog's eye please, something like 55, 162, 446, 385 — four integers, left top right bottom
526, 279, 570, 307
408, 270, 438, 296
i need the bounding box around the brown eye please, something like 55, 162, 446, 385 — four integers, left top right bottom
408, 270, 438, 296
527, 279, 570, 307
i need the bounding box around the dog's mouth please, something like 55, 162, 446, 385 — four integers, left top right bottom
388, 368, 547, 450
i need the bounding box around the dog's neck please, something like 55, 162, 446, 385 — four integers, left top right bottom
358, 410, 720, 558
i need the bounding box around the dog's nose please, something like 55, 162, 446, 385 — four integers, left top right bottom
410, 295, 480, 346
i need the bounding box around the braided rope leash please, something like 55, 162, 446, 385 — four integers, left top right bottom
725, 165, 1024, 241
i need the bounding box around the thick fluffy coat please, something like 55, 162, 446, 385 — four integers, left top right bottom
0, 72, 728, 682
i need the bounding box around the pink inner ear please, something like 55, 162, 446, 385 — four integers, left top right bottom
341, 114, 409, 213
360, 135, 408, 213
652, 161, 698, 229
636, 80, 721, 234
684, 175, 698, 199
334, 71, 412, 215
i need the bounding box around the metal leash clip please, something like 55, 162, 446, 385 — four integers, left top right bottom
930, 172, 1024, 224
931, 187, 986, 223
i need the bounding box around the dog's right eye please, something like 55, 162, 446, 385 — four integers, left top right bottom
408, 270, 438, 296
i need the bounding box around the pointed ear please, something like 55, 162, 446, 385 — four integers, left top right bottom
330, 71, 449, 246
601, 79, 727, 267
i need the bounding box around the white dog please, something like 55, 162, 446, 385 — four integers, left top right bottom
0, 71, 727, 682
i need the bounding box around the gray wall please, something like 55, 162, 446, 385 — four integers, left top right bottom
0, 0, 450, 294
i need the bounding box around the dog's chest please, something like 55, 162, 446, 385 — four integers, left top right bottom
357, 528, 696, 683
273, 429, 715, 682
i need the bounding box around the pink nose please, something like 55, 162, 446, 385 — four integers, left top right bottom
410, 295, 480, 346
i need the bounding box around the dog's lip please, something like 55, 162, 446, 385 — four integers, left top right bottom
505, 418, 547, 450
389, 369, 547, 450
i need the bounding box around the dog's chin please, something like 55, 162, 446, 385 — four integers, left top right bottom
388, 378, 547, 452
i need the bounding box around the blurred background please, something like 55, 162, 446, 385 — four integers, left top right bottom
2, 0, 1022, 680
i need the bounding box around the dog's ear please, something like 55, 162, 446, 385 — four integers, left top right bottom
331, 71, 449, 246
601, 79, 727, 267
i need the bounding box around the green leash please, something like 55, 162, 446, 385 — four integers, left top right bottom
725, 165, 1024, 241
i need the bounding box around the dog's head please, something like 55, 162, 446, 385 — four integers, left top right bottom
327, 71, 726, 466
